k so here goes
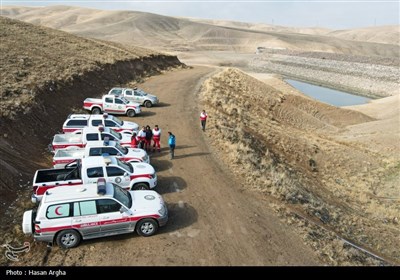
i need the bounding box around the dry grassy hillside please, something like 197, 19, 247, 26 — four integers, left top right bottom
2, 5, 399, 57
0, 15, 166, 118
329, 26, 400, 45
201, 68, 400, 264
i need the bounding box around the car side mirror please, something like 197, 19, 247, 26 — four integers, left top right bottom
124, 172, 129, 177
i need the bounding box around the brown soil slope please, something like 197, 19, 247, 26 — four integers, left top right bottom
0, 16, 183, 218
201, 68, 400, 264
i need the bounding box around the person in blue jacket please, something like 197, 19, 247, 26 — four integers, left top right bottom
168, 132, 176, 159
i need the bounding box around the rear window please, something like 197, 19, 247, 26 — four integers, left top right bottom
86, 133, 99, 141
110, 89, 122, 95
91, 120, 102, 127
87, 167, 104, 178
66, 120, 87, 127
46, 203, 71, 219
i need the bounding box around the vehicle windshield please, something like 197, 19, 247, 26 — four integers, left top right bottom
116, 158, 132, 173
137, 89, 147, 96
120, 97, 130, 104
115, 142, 128, 155
113, 184, 132, 208
109, 128, 122, 140
110, 115, 123, 126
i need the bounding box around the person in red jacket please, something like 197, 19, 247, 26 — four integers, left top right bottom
130, 132, 139, 148
200, 110, 208, 131
152, 125, 161, 152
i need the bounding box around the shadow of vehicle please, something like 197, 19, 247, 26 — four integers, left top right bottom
173, 152, 210, 159
156, 175, 187, 194
150, 159, 173, 172
78, 202, 197, 245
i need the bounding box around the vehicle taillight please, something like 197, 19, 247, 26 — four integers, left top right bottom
34, 225, 41, 233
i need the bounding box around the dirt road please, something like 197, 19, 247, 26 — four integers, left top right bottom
17, 66, 321, 266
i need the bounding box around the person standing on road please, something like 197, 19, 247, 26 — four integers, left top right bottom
145, 125, 153, 152
130, 132, 139, 148
152, 125, 161, 152
137, 126, 147, 149
200, 110, 208, 131
168, 132, 176, 159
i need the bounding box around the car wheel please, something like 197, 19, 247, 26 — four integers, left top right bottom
56, 229, 81, 249
132, 183, 149, 190
92, 107, 101, 114
127, 110, 136, 117
144, 101, 152, 108
136, 218, 158, 237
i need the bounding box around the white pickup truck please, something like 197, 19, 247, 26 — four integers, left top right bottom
31, 156, 157, 203
62, 113, 139, 134
51, 126, 133, 152
109, 87, 159, 108
53, 139, 150, 168
83, 95, 141, 117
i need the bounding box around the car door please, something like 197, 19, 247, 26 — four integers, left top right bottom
96, 198, 131, 235
105, 166, 130, 189
103, 97, 115, 113
71, 200, 101, 238
85, 167, 105, 184
113, 98, 126, 114
134, 90, 143, 103
124, 90, 134, 103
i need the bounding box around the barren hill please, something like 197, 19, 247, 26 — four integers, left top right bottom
328, 25, 400, 45
2, 5, 399, 57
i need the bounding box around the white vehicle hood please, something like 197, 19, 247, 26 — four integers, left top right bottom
127, 149, 149, 163
122, 121, 139, 132
130, 190, 164, 212
129, 162, 155, 176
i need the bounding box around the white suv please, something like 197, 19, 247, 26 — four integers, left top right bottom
22, 179, 168, 249
109, 87, 159, 108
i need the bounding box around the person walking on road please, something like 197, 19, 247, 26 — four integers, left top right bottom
168, 132, 176, 159
200, 110, 208, 131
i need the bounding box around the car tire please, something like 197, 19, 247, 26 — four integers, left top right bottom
136, 218, 158, 237
127, 110, 136, 117
132, 183, 150, 190
92, 107, 101, 114
144, 101, 152, 108
56, 229, 81, 249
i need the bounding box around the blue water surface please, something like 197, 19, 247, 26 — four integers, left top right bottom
285, 79, 371, 107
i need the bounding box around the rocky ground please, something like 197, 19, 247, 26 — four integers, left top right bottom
249, 49, 400, 98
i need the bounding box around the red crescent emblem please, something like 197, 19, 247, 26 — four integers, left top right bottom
55, 206, 62, 216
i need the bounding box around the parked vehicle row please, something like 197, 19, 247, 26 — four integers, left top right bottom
22, 87, 167, 249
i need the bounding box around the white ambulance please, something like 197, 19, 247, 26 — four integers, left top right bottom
22, 178, 168, 249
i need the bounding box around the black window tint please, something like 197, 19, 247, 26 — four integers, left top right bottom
89, 148, 102, 156
86, 133, 99, 141
66, 120, 87, 127
87, 167, 104, 178
105, 97, 113, 103
134, 92, 140, 96
92, 120, 102, 127
115, 99, 124, 104
125, 90, 132, 96
102, 147, 118, 156
96, 199, 121, 214
101, 133, 115, 140
104, 120, 116, 127
106, 166, 125, 177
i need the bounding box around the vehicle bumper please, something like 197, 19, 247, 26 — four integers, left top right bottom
34, 233, 54, 243
157, 215, 168, 227
150, 176, 157, 189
